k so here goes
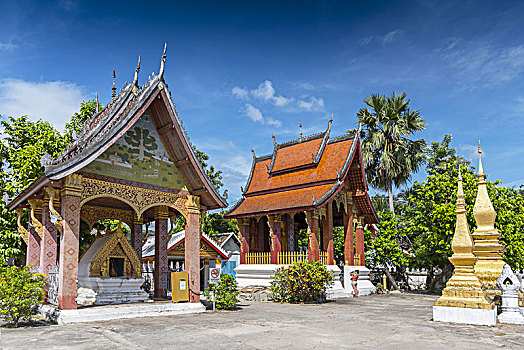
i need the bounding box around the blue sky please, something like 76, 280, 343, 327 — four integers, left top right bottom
1, 0, 524, 206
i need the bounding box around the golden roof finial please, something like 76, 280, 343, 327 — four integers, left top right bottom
478, 140, 484, 177
251, 146, 256, 160
132, 55, 141, 87
327, 113, 333, 132
299, 120, 303, 140
272, 132, 277, 147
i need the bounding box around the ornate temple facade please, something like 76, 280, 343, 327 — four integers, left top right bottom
8, 45, 227, 310
224, 118, 378, 268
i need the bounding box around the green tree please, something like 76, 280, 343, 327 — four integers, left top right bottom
64, 99, 103, 140
203, 212, 238, 238
357, 92, 426, 213
0, 265, 46, 327
193, 146, 223, 190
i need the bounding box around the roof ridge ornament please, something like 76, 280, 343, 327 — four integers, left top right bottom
132, 55, 141, 91
158, 42, 167, 78
112, 68, 116, 98
95, 93, 99, 113
299, 120, 303, 140
328, 112, 333, 133
272, 132, 277, 147
251, 146, 256, 160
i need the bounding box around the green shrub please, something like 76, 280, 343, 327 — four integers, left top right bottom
204, 274, 239, 310
270, 261, 334, 303
0, 265, 46, 327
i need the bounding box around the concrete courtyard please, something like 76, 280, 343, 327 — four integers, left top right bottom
1, 293, 523, 349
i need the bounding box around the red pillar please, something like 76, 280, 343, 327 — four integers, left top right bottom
268, 215, 282, 264
344, 197, 355, 266
58, 174, 82, 310
307, 210, 320, 262
355, 217, 365, 266
40, 190, 58, 277
238, 218, 250, 264
132, 215, 143, 262
323, 203, 334, 265
26, 199, 42, 270
154, 206, 169, 299
258, 218, 265, 252
185, 196, 201, 302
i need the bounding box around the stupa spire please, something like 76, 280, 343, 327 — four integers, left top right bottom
434, 164, 492, 310
472, 142, 505, 287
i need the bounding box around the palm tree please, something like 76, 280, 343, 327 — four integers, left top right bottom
357, 92, 426, 214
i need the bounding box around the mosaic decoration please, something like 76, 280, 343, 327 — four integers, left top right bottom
82, 111, 188, 191
80, 205, 135, 229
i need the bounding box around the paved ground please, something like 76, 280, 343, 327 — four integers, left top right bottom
1, 293, 523, 349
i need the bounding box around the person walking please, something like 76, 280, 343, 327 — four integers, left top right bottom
351, 270, 359, 297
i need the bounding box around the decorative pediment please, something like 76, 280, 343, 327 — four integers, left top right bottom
89, 224, 142, 278
168, 239, 221, 258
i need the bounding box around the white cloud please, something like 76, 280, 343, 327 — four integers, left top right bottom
360, 30, 402, 46
0, 79, 88, 130
244, 103, 264, 122
0, 42, 16, 51
297, 96, 325, 112
243, 103, 282, 128
438, 39, 524, 85
459, 143, 483, 163
231, 86, 249, 100
251, 80, 293, 106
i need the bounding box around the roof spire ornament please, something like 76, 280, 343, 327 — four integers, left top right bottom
272, 132, 277, 147
327, 112, 333, 133
251, 146, 256, 160
471, 141, 505, 287
112, 68, 116, 98
95, 93, 99, 113
299, 120, 303, 140
158, 42, 167, 78
132, 55, 141, 92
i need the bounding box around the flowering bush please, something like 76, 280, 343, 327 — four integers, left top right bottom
270, 261, 334, 303
204, 273, 239, 309
0, 265, 46, 327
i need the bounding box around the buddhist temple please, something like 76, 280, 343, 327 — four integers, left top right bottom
7, 44, 227, 310
224, 118, 378, 294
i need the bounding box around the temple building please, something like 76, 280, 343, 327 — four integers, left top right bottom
7, 44, 227, 310
224, 118, 378, 293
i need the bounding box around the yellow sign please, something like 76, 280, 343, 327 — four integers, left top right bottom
171, 271, 189, 303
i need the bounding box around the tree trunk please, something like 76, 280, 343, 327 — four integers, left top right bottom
387, 180, 395, 214
427, 264, 452, 292
384, 265, 399, 290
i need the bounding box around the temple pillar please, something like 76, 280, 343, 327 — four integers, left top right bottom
268, 215, 282, 264
287, 214, 295, 252
249, 218, 257, 251
26, 199, 43, 270
355, 216, 365, 266
237, 218, 251, 264
344, 195, 355, 265
306, 210, 320, 262
40, 188, 58, 277
131, 215, 143, 262
58, 174, 82, 310
185, 195, 201, 302
257, 217, 265, 252
154, 206, 169, 299
323, 202, 334, 265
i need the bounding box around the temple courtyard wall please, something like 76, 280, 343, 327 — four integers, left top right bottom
3, 293, 523, 350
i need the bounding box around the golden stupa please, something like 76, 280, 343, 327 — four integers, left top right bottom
471, 142, 505, 287
434, 166, 492, 309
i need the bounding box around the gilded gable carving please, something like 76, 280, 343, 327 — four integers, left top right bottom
89, 225, 142, 278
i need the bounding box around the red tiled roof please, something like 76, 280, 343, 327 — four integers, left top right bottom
271, 137, 323, 173
246, 139, 352, 194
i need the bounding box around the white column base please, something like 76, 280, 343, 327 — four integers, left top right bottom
433, 306, 497, 326
499, 310, 524, 324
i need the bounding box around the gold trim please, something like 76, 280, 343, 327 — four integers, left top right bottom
45, 187, 63, 234
15, 208, 29, 244
27, 199, 43, 238
89, 224, 142, 278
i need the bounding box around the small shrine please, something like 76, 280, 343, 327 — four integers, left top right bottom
77, 223, 149, 305
7, 44, 227, 311
224, 118, 378, 296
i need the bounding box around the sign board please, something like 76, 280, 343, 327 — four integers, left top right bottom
209, 267, 221, 283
